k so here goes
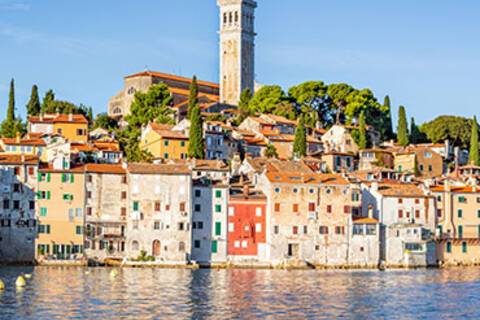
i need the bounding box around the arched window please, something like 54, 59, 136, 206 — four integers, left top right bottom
235, 11, 239, 23
223, 13, 227, 24
131, 240, 139, 251
113, 107, 122, 115
229, 12, 233, 24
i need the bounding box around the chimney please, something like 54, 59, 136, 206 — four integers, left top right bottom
40, 113, 44, 121
15, 131, 21, 144
21, 154, 25, 163
367, 205, 374, 218
68, 113, 73, 122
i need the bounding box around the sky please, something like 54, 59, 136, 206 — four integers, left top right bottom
1, 0, 480, 124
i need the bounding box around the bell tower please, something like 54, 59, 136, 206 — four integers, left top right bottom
217, 0, 257, 105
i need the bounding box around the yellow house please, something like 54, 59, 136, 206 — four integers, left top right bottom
140, 122, 189, 160
432, 184, 480, 266
28, 113, 89, 143
0, 134, 47, 161
36, 165, 86, 260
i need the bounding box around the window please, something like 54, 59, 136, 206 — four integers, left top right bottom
335, 226, 345, 235
178, 222, 185, 231
76, 226, 83, 235
437, 209, 442, 218
228, 223, 234, 232
274, 226, 279, 234
121, 192, 127, 200
13, 184, 20, 193
428, 165, 433, 172
446, 242, 452, 253
155, 202, 161, 211
308, 203, 315, 211
28, 167, 34, 176
40, 207, 48, 217
415, 199, 420, 204
255, 207, 262, 217
458, 209, 463, 218
165, 204, 170, 211
154, 221, 161, 230
63, 194, 73, 201
303, 225, 308, 234
458, 225, 463, 238
274, 203, 280, 212
415, 210, 420, 219
293, 188, 298, 194
29, 201, 35, 210
133, 201, 139, 211
462, 241, 468, 253
87, 191, 92, 199
405, 243, 423, 252
255, 223, 262, 233
228, 207, 235, 216
319, 226, 328, 235
3, 199, 8, 209
398, 198, 403, 204
326, 205, 332, 214
180, 141, 186, 147
180, 202, 186, 212
211, 240, 218, 253
353, 224, 364, 235
194, 240, 201, 248
437, 195, 442, 202
344, 206, 350, 214
292, 226, 298, 235
13, 201, 19, 210
215, 204, 222, 213
458, 196, 467, 203
419, 164, 424, 172
274, 188, 280, 193
195, 204, 201, 212
195, 190, 201, 197
293, 204, 299, 213
215, 190, 222, 198
398, 210, 403, 218
215, 222, 221, 236
121, 207, 127, 217
352, 193, 360, 202
38, 224, 51, 234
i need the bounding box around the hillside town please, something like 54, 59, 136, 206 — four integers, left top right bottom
1, 0, 480, 270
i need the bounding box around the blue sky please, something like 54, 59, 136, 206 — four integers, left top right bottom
1, 0, 479, 124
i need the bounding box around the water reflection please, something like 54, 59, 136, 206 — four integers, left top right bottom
1, 267, 480, 319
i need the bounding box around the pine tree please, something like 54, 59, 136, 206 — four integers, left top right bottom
358, 111, 368, 149
469, 116, 479, 166
26, 85, 41, 116
293, 115, 307, 158
384, 95, 394, 140
187, 76, 198, 120
188, 104, 205, 159
397, 106, 409, 147
41, 89, 55, 113
410, 117, 421, 144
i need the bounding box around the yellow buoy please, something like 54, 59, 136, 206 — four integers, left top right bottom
16, 276, 26, 287
0, 279, 4, 290
110, 269, 119, 278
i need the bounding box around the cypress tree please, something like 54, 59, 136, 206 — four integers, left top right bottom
188, 104, 205, 159
239, 88, 252, 112
397, 106, 409, 147
293, 115, 307, 158
26, 85, 41, 116
41, 89, 55, 113
410, 117, 421, 144
187, 76, 198, 120
384, 95, 394, 140
358, 111, 368, 149
469, 116, 479, 166
7, 79, 15, 122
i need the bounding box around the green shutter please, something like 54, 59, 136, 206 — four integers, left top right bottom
133, 201, 139, 211
215, 222, 221, 236
216, 190, 222, 198
46, 191, 51, 200
462, 242, 467, 253
61, 173, 66, 183
211, 240, 218, 253
70, 174, 74, 183
37, 172, 42, 182
46, 173, 51, 182
215, 205, 221, 213
46, 225, 51, 234
446, 242, 452, 253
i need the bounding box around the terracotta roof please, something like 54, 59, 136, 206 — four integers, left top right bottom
353, 217, 379, 224
166, 159, 229, 171
149, 123, 188, 140
266, 159, 314, 174
233, 129, 256, 137
0, 155, 39, 165
267, 134, 321, 144
169, 87, 219, 102
249, 117, 272, 125
28, 113, 88, 124
245, 157, 269, 173
92, 142, 121, 152
261, 114, 297, 125
431, 186, 480, 193
265, 172, 349, 185
127, 163, 190, 175
124, 71, 219, 89
322, 151, 355, 157
39, 164, 85, 173
85, 163, 126, 174
376, 183, 427, 198
71, 143, 96, 152
1, 138, 46, 146
244, 137, 267, 146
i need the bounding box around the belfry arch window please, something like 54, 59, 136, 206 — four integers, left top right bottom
229, 12, 233, 24
223, 12, 227, 25
113, 107, 122, 115
235, 11, 239, 23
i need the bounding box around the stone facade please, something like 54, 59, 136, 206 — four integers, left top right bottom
218, 0, 257, 105
84, 164, 128, 261
0, 156, 38, 264
125, 163, 192, 263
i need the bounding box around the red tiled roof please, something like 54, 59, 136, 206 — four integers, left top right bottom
28, 114, 88, 124
376, 183, 428, 197
127, 163, 191, 175
85, 163, 126, 174
1, 138, 46, 146
265, 172, 349, 185
353, 217, 379, 224
124, 71, 219, 89
0, 155, 38, 165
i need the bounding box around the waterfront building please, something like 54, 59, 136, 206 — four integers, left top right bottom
0, 155, 39, 263
227, 185, 268, 263
125, 163, 192, 263
84, 164, 128, 261
36, 163, 86, 261
191, 179, 229, 265
28, 113, 89, 143
432, 183, 480, 266
362, 182, 436, 267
